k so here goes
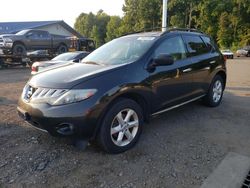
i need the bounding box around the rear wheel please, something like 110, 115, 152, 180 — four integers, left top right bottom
12, 44, 26, 55
203, 75, 224, 107
57, 44, 68, 54
98, 98, 143, 154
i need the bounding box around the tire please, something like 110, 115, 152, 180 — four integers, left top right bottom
98, 98, 143, 154
203, 75, 224, 107
57, 44, 68, 54
12, 44, 26, 55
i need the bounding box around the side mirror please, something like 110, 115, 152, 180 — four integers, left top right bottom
153, 54, 174, 67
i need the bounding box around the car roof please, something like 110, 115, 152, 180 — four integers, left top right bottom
123, 29, 205, 39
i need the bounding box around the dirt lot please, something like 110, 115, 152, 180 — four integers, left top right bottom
0, 58, 250, 188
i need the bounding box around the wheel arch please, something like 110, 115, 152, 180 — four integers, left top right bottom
215, 70, 227, 89
91, 91, 151, 140
12, 41, 27, 49
57, 42, 67, 49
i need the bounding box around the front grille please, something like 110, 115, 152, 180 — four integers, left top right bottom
32, 87, 67, 99
242, 170, 250, 188
22, 85, 67, 102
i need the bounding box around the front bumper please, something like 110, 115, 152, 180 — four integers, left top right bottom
17, 97, 100, 139
0, 42, 13, 49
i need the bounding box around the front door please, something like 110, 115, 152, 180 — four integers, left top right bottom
25, 31, 42, 49
146, 35, 196, 113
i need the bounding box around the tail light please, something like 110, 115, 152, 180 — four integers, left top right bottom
223, 55, 227, 62
31, 65, 38, 72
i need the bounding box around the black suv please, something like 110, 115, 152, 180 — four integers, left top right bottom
17, 29, 226, 153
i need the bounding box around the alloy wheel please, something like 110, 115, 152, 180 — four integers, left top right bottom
212, 80, 223, 103
110, 108, 139, 147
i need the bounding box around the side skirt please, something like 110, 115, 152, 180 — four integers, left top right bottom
151, 95, 206, 117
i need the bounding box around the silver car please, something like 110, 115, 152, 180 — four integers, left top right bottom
31, 51, 89, 74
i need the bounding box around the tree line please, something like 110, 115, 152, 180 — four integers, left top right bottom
74, 0, 250, 49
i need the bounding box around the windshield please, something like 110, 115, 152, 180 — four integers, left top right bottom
81, 36, 157, 65
16, 30, 30, 35
52, 52, 79, 61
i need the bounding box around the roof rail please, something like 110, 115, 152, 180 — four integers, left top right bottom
121, 27, 162, 37
166, 28, 204, 34
120, 27, 204, 37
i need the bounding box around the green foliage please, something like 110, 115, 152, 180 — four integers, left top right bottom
106, 16, 122, 42
74, 0, 250, 49
217, 12, 234, 48
74, 10, 110, 47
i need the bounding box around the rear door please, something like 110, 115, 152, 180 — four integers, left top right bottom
182, 34, 218, 96
147, 35, 196, 112
38, 31, 51, 49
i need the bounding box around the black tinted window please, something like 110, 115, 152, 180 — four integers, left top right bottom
183, 35, 209, 56
27, 32, 39, 39
36, 31, 49, 38
154, 36, 187, 61
40, 31, 49, 38
201, 36, 214, 52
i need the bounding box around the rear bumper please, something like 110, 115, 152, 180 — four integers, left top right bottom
17, 97, 100, 139
224, 54, 234, 59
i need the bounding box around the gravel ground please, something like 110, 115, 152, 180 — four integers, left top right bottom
0, 58, 250, 188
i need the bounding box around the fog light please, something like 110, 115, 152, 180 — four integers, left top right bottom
56, 123, 74, 136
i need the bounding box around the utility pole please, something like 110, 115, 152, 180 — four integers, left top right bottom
162, 0, 168, 32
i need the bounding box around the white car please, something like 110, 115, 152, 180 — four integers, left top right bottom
221, 49, 234, 59
236, 49, 249, 57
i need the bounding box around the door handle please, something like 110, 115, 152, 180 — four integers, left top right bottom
210, 60, 216, 64
182, 68, 192, 73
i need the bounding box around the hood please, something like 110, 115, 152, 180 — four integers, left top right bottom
0, 34, 18, 38
29, 63, 124, 89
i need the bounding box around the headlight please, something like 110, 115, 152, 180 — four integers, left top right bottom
51, 89, 97, 105
3, 38, 12, 43
30, 89, 97, 106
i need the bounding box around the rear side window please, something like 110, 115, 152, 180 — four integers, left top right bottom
183, 35, 209, 56
37, 31, 49, 38
201, 36, 215, 52
154, 36, 187, 61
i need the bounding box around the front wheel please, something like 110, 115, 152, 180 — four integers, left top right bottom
98, 98, 143, 154
203, 75, 224, 107
12, 44, 27, 55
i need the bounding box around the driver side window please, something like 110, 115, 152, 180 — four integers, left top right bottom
154, 36, 187, 61
27, 32, 38, 39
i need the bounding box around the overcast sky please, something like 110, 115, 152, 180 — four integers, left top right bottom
0, 0, 125, 27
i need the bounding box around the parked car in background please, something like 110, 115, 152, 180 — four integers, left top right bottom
221, 49, 234, 59
0, 29, 71, 55
68, 37, 96, 52
236, 46, 250, 57
31, 51, 89, 74
18, 29, 226, 153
